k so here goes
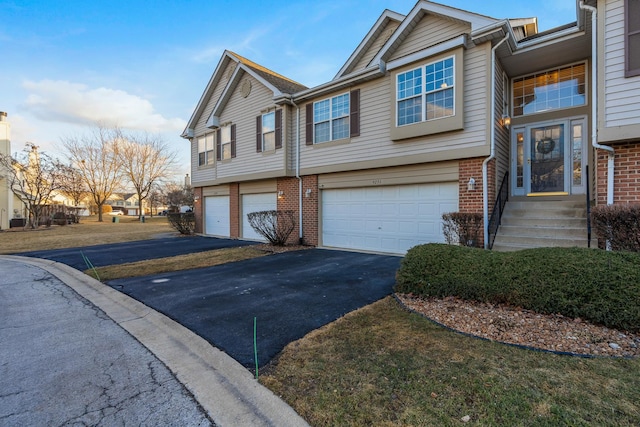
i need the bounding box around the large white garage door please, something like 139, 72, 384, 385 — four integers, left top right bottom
242, 193, 277, 241
322, 183, 458, 254
204, 196, 230, 237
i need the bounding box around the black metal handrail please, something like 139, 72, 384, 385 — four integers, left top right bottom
586, 165, 592, 248
488, 171, 509, 249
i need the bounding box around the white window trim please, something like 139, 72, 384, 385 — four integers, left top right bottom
395, 55, 456, 127
197, 132, 215, 167
313, 92, 350, 143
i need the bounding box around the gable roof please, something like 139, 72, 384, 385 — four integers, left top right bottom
181, 51, 307, 138
334, 9, 405, 79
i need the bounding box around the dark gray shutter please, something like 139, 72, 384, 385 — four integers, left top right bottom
350, 89, 360, 137
216, 129, 221, 161
305, 103, 314, 145
231, 124, 237, 158
275, 109, 282, 149
256, 115, 262, 153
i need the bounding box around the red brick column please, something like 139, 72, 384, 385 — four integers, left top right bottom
458, 157, 490, 247
277, 177, 301, 245
596, 141, 640, 205
194, 187, 203, 234
301, 175, 318, 246
229, 183, 240, 238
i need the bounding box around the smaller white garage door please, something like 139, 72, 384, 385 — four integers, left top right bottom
205, 196, 230, 237
242, 193, 277, 241
322, 183, 458, 254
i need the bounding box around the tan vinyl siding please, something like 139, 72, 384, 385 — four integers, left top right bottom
389, 14, 469, 62
239, 180, 277, 194
191, 140, 216, 186
194, 62, 236, 137
202, 185, 230, 197
299, 43, 490, 174
352, 21, 401, 71
495, 59, 510, 190
216, 73, 286, 179
318, 161, 458, 189
603, 0, 640, 128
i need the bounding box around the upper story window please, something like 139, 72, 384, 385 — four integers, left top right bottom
396, 56, 455, 126
313, 93, 350, 143
626, 0, 640, 77
512, 63, 586, 117
197, 133, 215, 166
220, 125, 232, 160
262, 112, 276, 151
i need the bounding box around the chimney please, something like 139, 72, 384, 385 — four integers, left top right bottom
0, 112, 7, 122
185, 173, 191, 187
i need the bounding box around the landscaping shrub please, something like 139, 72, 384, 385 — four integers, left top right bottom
395, 244, 640, 332
102, 204, 113, 214
167, 212, 195, 235
52, 212, 67, 226
442, 212, 483, 248
591, 204, 640, 252
247, 210, 296, 246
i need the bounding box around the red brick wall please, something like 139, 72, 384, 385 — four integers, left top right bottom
229, 183, 240, 238
596, 141, 640, 205
194, 187, 203, 234
458, 157, 490, 247
276, 175, 319, 246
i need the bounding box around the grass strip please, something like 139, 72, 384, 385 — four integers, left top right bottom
261, 297, 640, 426
86, 246, 267, 281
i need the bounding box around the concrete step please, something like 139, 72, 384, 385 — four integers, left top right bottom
492, 234, 590, 248
500, 216, 587, 228
497, 224, 588, 239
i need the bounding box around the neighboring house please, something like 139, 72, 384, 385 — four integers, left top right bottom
107, 193, 147, 216
182, 0, 639, 254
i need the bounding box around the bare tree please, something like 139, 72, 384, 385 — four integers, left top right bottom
163, 181, 194, 211
57, 165, 90, 207
0, 143, 66, 229
62, 125, 124, 222
117, 133, 177, 219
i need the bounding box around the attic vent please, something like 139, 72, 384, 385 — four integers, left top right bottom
241, 79, 252, 98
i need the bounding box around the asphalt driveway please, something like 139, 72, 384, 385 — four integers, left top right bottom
18, 235, 255, 270
107, 249, 401, 369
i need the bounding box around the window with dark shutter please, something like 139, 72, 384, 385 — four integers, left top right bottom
256, 116, 262, 153
275, 109, 282, 149
305, 103, 314, 145
350, 89, 360, 137
231, 124, 236, 158
626, 0, 640, 77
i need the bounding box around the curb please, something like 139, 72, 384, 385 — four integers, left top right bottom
1, 255, 309, 427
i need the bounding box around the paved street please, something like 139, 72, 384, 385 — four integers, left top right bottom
0, 258, 214, 426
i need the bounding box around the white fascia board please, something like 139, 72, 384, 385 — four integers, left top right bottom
386, 35, 467, 71
181, 52, 234, 139
513, 25, 583, 53
293, 65, 383, 103
334, 9, 405, 79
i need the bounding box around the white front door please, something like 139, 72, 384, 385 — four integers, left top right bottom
241, 193, 277, 241
512, 117, 587, 196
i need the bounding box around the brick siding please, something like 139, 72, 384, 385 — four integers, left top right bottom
596, 140, 640, 205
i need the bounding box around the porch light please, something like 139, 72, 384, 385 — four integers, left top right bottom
305, 188, 312, 198
277, 190, 284, 200
467, 177, 476, 191
193, 196, 200, 202
501, 114, 511, 129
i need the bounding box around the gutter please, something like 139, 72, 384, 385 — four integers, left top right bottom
580, 1, 614, 205
483, 32, 510, 249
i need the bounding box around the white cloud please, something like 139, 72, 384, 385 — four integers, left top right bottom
20, 79, 186, 133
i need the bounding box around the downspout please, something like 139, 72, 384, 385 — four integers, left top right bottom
580, 1, 615, 205
291, 99, 303, 243
483, 32, 510, 248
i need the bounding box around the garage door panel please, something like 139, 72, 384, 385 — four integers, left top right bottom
241, 193, 276, 241
205, 196, 230, 237
322, 182, 458, 254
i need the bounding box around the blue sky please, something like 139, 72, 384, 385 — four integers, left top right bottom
1, 0, 578, 175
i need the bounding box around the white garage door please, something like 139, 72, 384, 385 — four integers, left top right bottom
204, 196, 230, 237
322, 183, 458, 254
242, 193, 277, 241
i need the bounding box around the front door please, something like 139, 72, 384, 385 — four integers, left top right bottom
512, 118, 586, 196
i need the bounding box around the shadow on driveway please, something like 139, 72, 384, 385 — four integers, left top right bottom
107, 249, 401, 369
18, 236, 256, 270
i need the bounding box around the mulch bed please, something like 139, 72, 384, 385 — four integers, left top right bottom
397, 294, 640, 358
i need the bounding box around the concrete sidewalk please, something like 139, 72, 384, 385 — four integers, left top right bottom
0, 255, 309, 427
